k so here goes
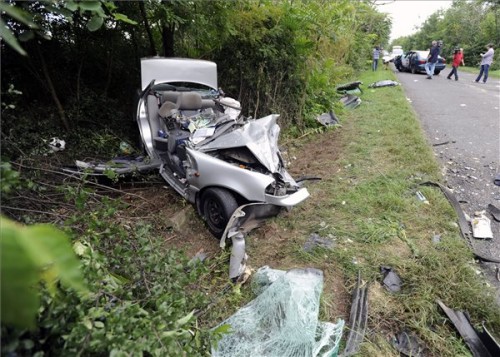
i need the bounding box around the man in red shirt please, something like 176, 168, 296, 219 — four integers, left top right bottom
447, 48, 465, 81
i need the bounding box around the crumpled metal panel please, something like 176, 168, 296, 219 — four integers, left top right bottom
199, 114, 281, 173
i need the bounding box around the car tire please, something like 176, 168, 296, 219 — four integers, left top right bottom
201, 187, 239, 238
434, 70, 441, 75
397, 65, 402, 72
411, 66, 416, 74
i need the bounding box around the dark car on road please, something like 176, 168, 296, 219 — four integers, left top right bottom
394, 50, 446, 75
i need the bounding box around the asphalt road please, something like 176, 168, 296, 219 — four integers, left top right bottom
392, 65, 500, 302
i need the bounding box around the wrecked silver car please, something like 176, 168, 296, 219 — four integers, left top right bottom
138, 58, 309, 267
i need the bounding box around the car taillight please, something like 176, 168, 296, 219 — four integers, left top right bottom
419, 60, 426, 64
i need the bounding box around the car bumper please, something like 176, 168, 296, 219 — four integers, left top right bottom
264, 187, 310, 206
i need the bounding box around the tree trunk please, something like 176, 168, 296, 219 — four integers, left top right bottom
35, 42, 70, 131
139, 1, 157, 56
161, 0, 175, 57
162, 24, 175, 57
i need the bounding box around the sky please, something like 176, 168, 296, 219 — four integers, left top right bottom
376, 0, 453, 42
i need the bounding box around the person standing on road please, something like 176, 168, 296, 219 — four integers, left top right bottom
372, 46, 380, 71
447, 48, 465, 81
425, 40, 441, 79
474, 43, 494, 83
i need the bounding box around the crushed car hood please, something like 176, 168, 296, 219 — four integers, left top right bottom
197, 114, 282, 173
141, 57, 218, 90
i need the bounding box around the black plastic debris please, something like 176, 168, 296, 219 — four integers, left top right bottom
336, 81, 363, 94
340, 94, 361, 109
380, 266, 401, 292
433, 140, 456, 147
392, 329, 427, 357
368, 80, 400, 88
303, 233, 334, 252
316, 111, 340, 127
339, 271, 369, 357
437, 299, 500, 357
487, 204, 500, 222
494, 173, 500, 186
422, 181, 500, 264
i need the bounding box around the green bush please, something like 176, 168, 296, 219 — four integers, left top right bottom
1, 195, 211, 356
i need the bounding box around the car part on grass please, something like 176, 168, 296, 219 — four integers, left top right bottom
63, 156, 162, 176
336, 81, 363, 94
340, 94, 361, 109
487, 204, 500, 222
303, 233, 335, 252
316, 111, 340, 126
339, 271, 368, 357
471, 211, 493, 239
422, 182, 500, 263
415, 190, 429, 204
367, 80, 400, 88
392, 329, 427, 357
211, 268, 345, 357
437, 299, 500, 357
380, 266, 401, 292
220, 203, 281, 280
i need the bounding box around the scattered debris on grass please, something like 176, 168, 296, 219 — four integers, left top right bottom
340, 94, 361, 109
303, 233, 335, 252
392, 329, 427, 357
339, 272, 368, 357
211, 267, 344, 357
367, 80, 400, 88
316, 111, 340, 127
471, 211, 493, 239
437, 299, 500, 357
380, 266, 402, 293
336, 81, 363, 94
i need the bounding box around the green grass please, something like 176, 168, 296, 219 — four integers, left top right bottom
460, 65, 500, 78
201, 67, 500, 356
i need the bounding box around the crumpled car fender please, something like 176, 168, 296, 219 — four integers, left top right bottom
187, 148, 274, 203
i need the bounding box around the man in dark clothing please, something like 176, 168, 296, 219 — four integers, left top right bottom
425, 40, 440, 79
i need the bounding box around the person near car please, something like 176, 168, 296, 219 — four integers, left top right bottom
446, 48, 465, 81
474, 43, 494, 83
425, 40, 440, 79
372, 46, 380, 71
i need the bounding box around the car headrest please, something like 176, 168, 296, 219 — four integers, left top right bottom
158, 101, 178, 118
177, 92, 202, 110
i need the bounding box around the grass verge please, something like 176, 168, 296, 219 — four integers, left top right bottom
460, 65, 500, 78
202, 68, 500, 356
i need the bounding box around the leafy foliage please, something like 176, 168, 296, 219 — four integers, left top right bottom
0, 216, 87, 328
1, 193, 211, 356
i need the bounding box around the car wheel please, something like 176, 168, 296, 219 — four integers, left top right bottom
201, 188, 239, 238
411, 66, 416, 74
397, 65, 402, 72
434, 70, 441, 75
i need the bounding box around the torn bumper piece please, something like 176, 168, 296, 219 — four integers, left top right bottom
220, 203, 281, 280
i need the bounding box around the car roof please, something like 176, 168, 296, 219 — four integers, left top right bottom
140, 57, 218, 91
